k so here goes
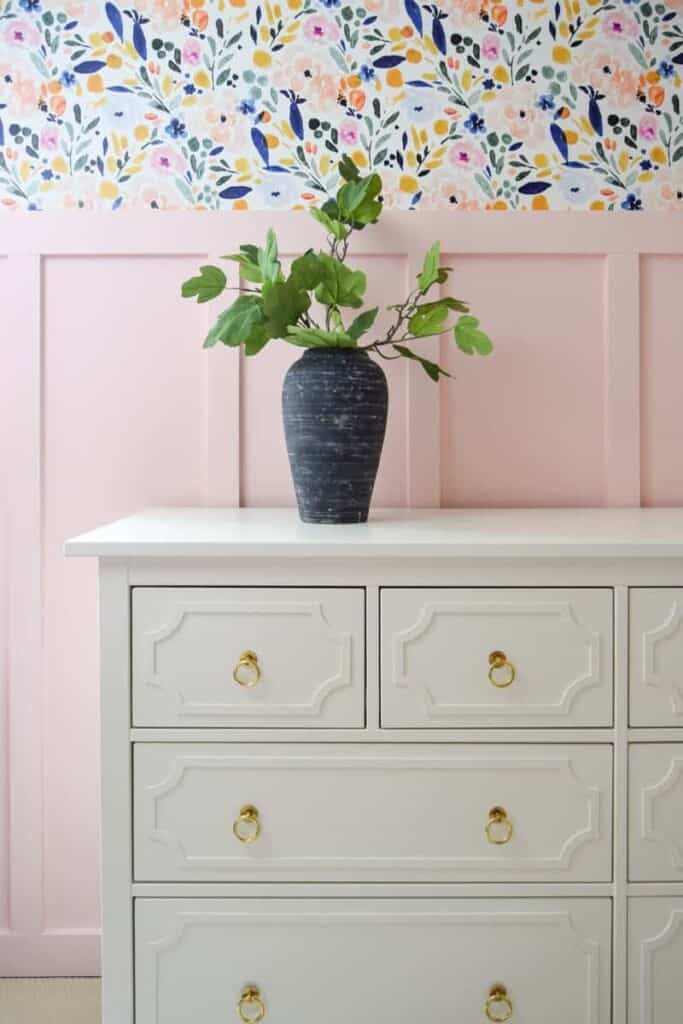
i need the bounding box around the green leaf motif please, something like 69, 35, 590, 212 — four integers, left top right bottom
347, 306, 379, 342
181, 264, 227, 304
417, 241, 442, 293
290, 250, 324, 291
338, 154, 360, 182
314, 253, 367, 309
337, 172, 382, 226
454, 315, 494, 356
257, 227, 282, 284
287, 326, 357, 348
204, 294, 265, 349
393, 344, 452, 381
223, 245, 263, 284
408, 301, 450, 337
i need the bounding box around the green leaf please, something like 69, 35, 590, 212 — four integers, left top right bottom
417, 241, 441, 292
286, 326, 357, 348
315, 253, 367, 309
290, 250, 324, 291
408, 301, 450, 337
257, 227, 281, 284
204, 294, 265, 349
222, 244, 265, 284
393, 344, 452, 381
337, 173, 382, 226
181, 264, 227, 304
347, 306, 379, 342
310, 206, 348, 241
262, 277, 311, 338
454, 315, 494, 356
338, 154, 360, 182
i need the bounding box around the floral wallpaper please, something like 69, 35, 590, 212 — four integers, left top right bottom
0, 0, 681, 210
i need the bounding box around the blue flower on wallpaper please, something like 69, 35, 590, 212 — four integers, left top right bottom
0, 0, 680, 210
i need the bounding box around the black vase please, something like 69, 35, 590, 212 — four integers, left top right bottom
282, 348, 388, 524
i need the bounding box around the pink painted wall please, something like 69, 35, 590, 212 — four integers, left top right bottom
0, 211, 681, 976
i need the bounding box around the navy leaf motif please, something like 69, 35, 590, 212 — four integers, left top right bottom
405, 0, 423, 35
519, 181, 552, 194
373, 55, 406, 68
107, 85, 133, 92
673, 52, 683, 65
251, 127, 270, 165
105, 2, 124, 41
73, 60, 107, 73
432, 14, 446, 54
133, 19, 147, 60
0, 118, 3, 147
588, 95, 603, 136
550, 122, 568, 160
289, 102, 304, 140
220, 186, 252, 199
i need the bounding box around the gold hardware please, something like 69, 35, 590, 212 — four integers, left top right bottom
237, 985, 265, 1023
233, 650, 261, 688
485, 984, 513, 1022
233, 805, 261, 844
488, 651, 515, 688
486, 806, 513, 845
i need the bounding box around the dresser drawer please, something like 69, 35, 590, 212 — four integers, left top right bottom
134, 743, 612, 882
381, 587, 613, 728
136, 897, 611, 1024
629, 897, 683, 1024
131, 587, 365, 727
630, 589, 683, 726
629, 745, 683, 881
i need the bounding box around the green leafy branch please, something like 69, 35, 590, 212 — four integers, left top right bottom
181, 158, 493, 381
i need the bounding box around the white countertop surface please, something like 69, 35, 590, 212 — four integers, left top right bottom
64, 506, 683, 559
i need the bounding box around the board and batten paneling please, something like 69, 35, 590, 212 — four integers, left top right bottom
0, 210, 679, 975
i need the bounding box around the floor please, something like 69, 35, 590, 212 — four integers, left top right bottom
0, 979, 101, 1023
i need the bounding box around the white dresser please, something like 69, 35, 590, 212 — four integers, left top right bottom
65, 507, 683, 1024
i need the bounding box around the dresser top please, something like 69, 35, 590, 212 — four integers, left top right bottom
64, 506, 683, 559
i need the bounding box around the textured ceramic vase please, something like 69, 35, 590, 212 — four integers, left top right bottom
282, 348, 389, 524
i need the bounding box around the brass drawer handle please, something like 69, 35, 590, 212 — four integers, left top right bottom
233, 805, 261, 844
488, 651, 515, 688
238, 985, 265, 1022
233, 650, 261, 688
486, 806, 513, 845
485, 984, 513, 1022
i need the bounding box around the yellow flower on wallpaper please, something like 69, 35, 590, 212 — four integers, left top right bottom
0, 0, 680, 209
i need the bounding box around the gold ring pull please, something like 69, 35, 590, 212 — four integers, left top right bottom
485, 984, 513, 1022
233, 650, 261, 688
237, 985, 265, 1023
486, 806, 513, 845
488, 651, 515, 688
233, 805, 261, 844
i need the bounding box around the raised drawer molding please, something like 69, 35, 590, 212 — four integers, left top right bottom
134, 743, 612, 882
630, 589, 683, 726
136, 898, 611, 1024
629, 899, 683, 1024
64, 507, 683, 1024
630, 745, 683, 881
381, 588, 613, 728
132, 587, 365, 728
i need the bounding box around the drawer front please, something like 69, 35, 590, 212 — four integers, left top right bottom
134, 743, 612, 882
136, 898, 611, 1024
629, 745, 683, 881
132, 587, 365, 728
629, 898, 683, 1024
630, 589, 683, 727
381, 587, 613, 728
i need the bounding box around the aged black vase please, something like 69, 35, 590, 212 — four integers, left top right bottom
282, 348, 388, 524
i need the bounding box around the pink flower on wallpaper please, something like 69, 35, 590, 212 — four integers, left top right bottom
601, 12, 639, 39
493, 85, 545, 146
448, 139, 485, 172
481, 33, 501, 62
338, 119, 360, 146
639, 114, 659, 141
182, 39, 202, 66
303, 15, 340, 44
4, 19, 41, 48
272, 52, 339, 113
572, 47, 640, 110
40, 125, 59, 152
150, 146, 185, 175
